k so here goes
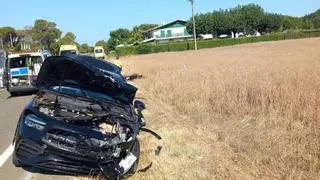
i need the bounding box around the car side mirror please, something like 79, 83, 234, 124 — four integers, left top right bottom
134, 100, 145, 111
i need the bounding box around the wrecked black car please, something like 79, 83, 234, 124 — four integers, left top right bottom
12, 54, 160, 178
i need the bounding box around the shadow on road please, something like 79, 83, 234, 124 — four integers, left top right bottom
6, 91, 36, 99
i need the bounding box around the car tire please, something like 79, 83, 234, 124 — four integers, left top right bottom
127, 139, 140, 175
12, 156, 23, 167
10, 92, 18, 96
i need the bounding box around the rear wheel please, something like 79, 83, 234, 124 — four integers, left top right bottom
10, 92, 18, 97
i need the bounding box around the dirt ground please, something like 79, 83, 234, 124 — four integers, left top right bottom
117, 38, 320, 180
2, 38, 319, 180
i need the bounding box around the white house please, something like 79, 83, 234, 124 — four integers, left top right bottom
142, 20, 192, 43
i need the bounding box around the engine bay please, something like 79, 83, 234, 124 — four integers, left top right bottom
32, 90, 137, 143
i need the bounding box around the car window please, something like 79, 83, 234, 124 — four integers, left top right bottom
50, 86, 116, 102
9, 56, 42, 68
61, 50, 77, 55
95, 49, 103, 53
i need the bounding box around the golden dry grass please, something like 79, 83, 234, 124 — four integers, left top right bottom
78, 38, 320, 180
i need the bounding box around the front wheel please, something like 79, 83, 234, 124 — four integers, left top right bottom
12, 156, 23, 167
10, 92, 18, 97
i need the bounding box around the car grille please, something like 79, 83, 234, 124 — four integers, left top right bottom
16, 138, 44, 159
39, 160, 101, 175
42, 129, 116, 160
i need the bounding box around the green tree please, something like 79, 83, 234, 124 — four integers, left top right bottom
137, 24, 158, 31
259, 13, 283, 32
187, 4, 265, 36
60, 32, 76, 44
303, 9, 320, 28
107, 28, 130, 50
0, 26, 17, 50
79, 43, 90, 53
231, 4, 265, 33
282, 16, 304, 30
95, 40, 108, 52
128, 26, 143, 45
32, 19, 62, 48
50, 32, 77, 55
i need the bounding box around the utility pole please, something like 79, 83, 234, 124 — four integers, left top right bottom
188, 0, 197, 50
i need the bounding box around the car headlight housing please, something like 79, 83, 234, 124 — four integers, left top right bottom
24, 114, 47, 131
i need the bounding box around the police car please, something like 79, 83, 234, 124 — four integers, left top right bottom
4, 50, 51, 96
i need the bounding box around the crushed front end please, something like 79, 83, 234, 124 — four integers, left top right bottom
13, 90, 141, 177
12, 55, 160, 178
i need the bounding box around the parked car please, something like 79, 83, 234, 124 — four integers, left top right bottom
12, 54, 160, 178
4, 51, 49, 96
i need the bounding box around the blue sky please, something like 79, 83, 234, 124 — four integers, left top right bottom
0, 0, 319, 45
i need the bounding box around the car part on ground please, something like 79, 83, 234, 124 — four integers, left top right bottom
12, 54, 161, 178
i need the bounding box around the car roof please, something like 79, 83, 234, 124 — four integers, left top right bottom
8, 52, 43, 58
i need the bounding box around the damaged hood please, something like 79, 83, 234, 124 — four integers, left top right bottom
36, 54, 137, 104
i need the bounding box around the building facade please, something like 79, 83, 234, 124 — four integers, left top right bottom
143, 20, 192, 43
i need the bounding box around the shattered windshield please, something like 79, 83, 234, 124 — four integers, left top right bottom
50, 86, 117, 103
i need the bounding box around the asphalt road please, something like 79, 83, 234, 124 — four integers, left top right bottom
0, 90, 73, 180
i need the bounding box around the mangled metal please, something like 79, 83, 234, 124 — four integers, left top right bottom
12, 54, 161, 178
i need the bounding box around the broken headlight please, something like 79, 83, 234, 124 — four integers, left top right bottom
24, 114, 47, 131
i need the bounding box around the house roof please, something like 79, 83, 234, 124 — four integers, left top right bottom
143, 20, 188, 33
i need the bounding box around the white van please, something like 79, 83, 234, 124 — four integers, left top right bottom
4, 52, 48, 96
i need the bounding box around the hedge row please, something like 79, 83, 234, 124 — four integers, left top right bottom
115, 30, 320, 56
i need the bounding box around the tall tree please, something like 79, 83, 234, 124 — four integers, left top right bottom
128, 26, 143, 45
259, 13, 283, 32
60, 32, 76, 44
50, 32, 77, 55
282, 16, 304, 30
0, 27, 17, 49
303, 9, 320, 28
107, 28, 130, 50
32, 19, 62, 48
137, 24, 159, 31
79, 43, 90, 53
231, 4, 265, 33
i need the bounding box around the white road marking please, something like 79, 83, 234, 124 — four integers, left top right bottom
21, 171, 33, 180
0, 144, 15, 167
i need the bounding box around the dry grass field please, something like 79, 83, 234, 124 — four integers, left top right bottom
79, 38, 320, 180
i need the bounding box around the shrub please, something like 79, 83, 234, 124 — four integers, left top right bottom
136, 44, 152, 54
115, 46, 137, 56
